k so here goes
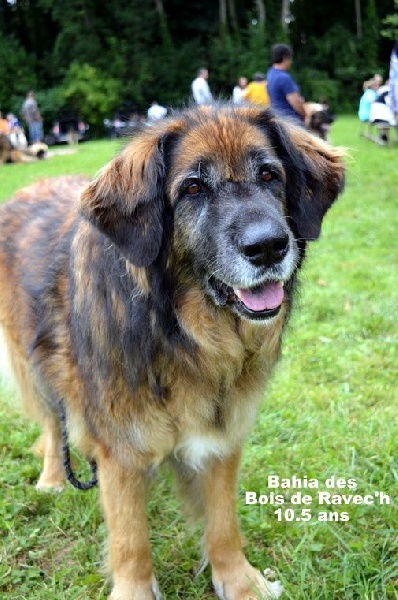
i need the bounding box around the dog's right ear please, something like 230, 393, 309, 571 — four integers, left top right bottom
252, 110, 345, 241
79, 121, 183, 267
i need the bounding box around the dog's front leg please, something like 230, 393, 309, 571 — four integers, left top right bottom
98, 449, 161, 600
203, 450, 282, 600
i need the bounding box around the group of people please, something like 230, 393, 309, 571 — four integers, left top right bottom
191, 44, 307, 124
358, 41, 398, 139
5, 45, 397, 147
0, 91, 43, 151
191, 40, 398, 146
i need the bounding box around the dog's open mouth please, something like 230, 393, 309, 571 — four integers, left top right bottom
209, 277, 284, 320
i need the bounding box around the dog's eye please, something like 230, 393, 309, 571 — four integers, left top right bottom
260, 168, 274, 183
185, 182, 201, 195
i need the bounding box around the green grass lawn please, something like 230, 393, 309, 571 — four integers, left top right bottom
1, 121, 397, 599
0, 140, 119, 200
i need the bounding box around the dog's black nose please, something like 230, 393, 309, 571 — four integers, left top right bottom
239, 223, 289, 267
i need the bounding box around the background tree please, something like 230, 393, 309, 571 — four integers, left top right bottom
381, 0, 398, 39
355, 0, 363, 39
362, 0, 379, 72
0, 34, 37, 115
62, 63, 122, 132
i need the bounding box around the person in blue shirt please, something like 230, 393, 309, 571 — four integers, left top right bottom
266, 44, 305, 122
358, 78, 379, 123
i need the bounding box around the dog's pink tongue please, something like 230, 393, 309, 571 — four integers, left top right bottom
235, 282, 284, 312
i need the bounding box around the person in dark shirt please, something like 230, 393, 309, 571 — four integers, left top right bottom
266, 44, 305, 122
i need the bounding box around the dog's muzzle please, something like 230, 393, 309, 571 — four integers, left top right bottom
207, 222, 294, 321
237, 222, 290, 268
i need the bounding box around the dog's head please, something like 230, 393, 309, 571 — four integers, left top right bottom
80, 106, 345, 324
305, 103, 335, 140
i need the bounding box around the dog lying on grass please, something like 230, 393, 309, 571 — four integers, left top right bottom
0, 133, 48, 164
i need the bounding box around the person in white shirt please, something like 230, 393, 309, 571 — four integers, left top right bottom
232, 77, 248, 105
191, 68, 213, 105
147, 101, 167, 122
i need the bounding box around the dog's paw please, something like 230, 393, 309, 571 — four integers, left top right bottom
260, 570, 283, 599
108, 576, 162, 600
35, 478, 65, 493
151, 578, 163, 600
213, 562, 283, 600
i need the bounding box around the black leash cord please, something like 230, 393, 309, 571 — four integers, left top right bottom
58, 402, 98, 490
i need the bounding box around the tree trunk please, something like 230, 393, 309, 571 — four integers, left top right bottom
155, 0, 165, 16
219, 0, 228, 37
227, 0, 239, 35
355, 0, 363, 38
255, 0, 266, 27
220, 0, 227, 28
281, 0, 290, 32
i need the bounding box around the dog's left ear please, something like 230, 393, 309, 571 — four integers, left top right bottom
255, 112, 345, 241
79, 121, 182, 267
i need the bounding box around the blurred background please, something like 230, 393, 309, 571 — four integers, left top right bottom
0, 0, 397, 137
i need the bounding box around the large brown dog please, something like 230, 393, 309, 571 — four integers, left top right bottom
0, 106, 344, 600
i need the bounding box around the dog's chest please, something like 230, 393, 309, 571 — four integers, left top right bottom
166, 339, 277, 469
116, 307, 284, 469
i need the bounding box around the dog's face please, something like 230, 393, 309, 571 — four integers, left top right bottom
309, 110, 335, 141
310, 110, 333, 129
168, 117, 298, 322
80, 107, 345, 324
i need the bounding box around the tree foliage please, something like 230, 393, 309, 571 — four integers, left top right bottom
0, 0, 395, 131
62, 63, 123, 129
362, 0, 379, 71
381, 0, 398, 39
0, 34, 37, 114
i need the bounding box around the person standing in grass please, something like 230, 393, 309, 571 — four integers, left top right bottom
266, 43, 305, 122
232, 76, 248, 105
191, 68, 213, 106
242, 72, 270, 107
21, 91, 42, 144
21, 92, 40, 144
389, 41, 398, 139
